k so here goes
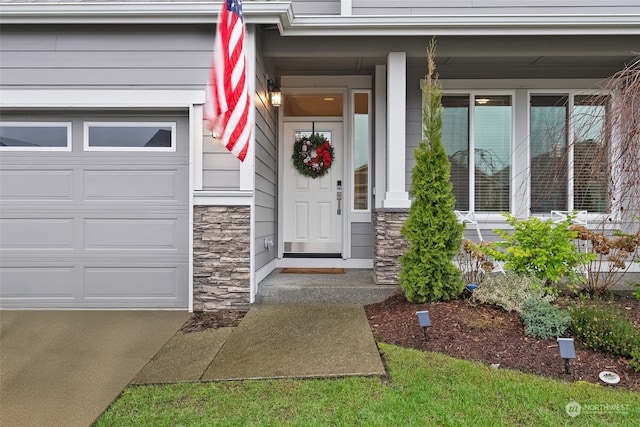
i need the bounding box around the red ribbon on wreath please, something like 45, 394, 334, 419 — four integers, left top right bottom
292, 133, 335, 178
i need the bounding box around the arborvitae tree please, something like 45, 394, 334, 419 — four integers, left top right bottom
399, 40, 464, 303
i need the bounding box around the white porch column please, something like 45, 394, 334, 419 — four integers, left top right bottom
374, 64, 387, 209
383, 52, 410, 208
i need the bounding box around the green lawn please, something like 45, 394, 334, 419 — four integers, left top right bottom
96, 343, 640, 426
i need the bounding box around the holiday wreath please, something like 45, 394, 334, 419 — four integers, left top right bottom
292, 133, 335, 178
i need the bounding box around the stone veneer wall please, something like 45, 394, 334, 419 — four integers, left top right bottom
374, 208, 409, 285
193, 206, 251, 311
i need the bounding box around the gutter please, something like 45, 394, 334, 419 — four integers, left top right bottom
0, 1, 639, 36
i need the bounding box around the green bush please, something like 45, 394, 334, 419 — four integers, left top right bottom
399, 41, 463, 303
520, 298, 571, 339
481, 213, 594, 288
470, 271, 553, 312
630, 348, 640, 373
570, 299, 640, 358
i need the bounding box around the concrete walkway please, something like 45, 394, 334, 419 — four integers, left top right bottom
0, 311, 188, 427
134, 303, 385, 383
1, 298, 387, 425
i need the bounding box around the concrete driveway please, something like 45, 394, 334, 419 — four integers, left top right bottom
0, 310, 188, 427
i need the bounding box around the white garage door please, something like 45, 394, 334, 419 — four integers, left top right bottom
0, 112, 189, 308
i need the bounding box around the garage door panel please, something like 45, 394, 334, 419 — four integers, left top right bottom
0, 113, 189, 309
1, 218, 75, 249
0, 266, 76, 299
0, 169, 74, 200
84, 218, 179, 250
84, 169, 182, 202
84, 266, 181, 299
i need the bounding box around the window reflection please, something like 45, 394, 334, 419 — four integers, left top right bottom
441, 95, 512, 212
353, 92, 370, 211
0, 123, 69, 148
473, 95, 512, 212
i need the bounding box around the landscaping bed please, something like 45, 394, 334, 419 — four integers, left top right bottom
365, 290, 640, 392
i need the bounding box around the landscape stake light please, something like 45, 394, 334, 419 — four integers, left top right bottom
416, 311, 432, 341
557, 337, 576, 375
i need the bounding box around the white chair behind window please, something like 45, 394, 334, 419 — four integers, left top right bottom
454, 210, 505, 275
551, 210, 588, 226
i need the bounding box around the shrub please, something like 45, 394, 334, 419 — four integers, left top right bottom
571, 225, 640, 294
630, 348, 640, 373
470, 271, 553, 312
481, 213, 594, 288
455, 240, 495, 286
399, 40, 463, 303
520, 298, 571, 339
570, 299, 640, 358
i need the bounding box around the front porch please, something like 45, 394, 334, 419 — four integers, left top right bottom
255, 269, 398, 305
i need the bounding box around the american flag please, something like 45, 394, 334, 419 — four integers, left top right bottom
204, 0, 251, 162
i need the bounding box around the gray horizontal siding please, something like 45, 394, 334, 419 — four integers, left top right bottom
351, 221, 373, 259
0, 24, 243, 189
254, 34, 278, 271
0, 26, 214, 87
202, 133, 241, 190
353, 0, 639, 15
292, 0, 340, 15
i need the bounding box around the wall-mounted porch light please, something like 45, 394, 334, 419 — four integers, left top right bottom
267, 79, 282, 107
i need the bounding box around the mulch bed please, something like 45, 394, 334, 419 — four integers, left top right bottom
364, 290, 640, 392
180, 309, 248, 333
177, 292, 639, 391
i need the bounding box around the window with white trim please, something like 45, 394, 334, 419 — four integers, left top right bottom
0, 122, 71, 151
352, 90, 371, 212
530, 93, 609, 214
84, 122, 176, 152
441, 94, 513, 212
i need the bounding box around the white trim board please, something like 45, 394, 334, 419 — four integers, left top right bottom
275, 258, 373, 269
0, 90, 205, 108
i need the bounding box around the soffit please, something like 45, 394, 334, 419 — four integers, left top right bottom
263, 32, 639, 79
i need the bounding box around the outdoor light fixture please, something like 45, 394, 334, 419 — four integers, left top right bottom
267, 79, 282, 107
557, 337, 576, 375
416, 311, 432, 341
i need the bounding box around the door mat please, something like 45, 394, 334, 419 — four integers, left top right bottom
281, 268, 345, 274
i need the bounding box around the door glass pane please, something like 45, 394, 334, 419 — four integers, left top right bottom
353, 92, 369, 211
474, 95, 511, 212
573, 95, 609, 213
530, 95, 568, 213
442, 95, 470, 210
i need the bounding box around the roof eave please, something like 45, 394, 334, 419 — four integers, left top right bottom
0, 2, 638, 36
0, 1, 292, 25
283, 15, 640, 36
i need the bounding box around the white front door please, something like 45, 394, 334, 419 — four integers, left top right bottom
283, 122, 343, 256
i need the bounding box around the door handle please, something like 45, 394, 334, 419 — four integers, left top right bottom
337, 191, 342, 215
